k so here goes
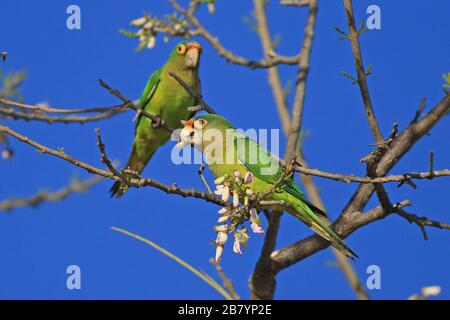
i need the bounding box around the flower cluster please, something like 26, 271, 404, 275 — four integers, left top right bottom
120, 13, 191, 51
212, 170, 265, 262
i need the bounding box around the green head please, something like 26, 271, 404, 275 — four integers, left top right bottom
167, 41, 202, 70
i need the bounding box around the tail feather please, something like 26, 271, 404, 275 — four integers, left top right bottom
287, 199, 358, 259
109, 145, 153, 198
309, 219, 358, 260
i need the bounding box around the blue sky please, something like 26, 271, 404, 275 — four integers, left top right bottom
0, 0, 449, 299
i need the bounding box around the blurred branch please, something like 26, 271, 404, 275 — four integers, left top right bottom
284, 0, 317, 159
0, 97, 129, 115
210, 258, 240, 300
0, 175, 102, 211
111, 226, 235, 300
0, 107, 124, 124
169, 0, 301, 69
280, 0, 310, 6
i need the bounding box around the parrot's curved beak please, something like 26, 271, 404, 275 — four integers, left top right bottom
185, 43, 201, 69
175, 119, 195, 148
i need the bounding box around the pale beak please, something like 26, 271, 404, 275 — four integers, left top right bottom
185, 47, 199, 69
175, 125, 195, 148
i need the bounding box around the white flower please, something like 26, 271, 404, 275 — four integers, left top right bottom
251, 223, 264, 234
233, 170, 242, 178
249, 208, 259, 224
214, 184, 224, 195
249, 208, 264, 234
216, 231, 228, 246
218, 207, 229, 214
232, 190, 239, 208
215, 246, 223, 263
244, 172, 254, 184
143, 20, 154, 30
245, 188, 254, 196
147, 36, 156, 49
208, 3, 216, 14
422, 286, 441, 297
233, 230, 250, 255
130, 17, 147, 27
217, 215, 229, 223
221, 185, 230, 202
233, 238, 242, 255
214, 176, 226, 185
214, 224, 228, 233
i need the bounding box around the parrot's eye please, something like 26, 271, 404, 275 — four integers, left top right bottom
177, 44, 187, 55
194, 119, 207, 129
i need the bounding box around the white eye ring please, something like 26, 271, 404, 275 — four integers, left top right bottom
194, 119, 207, 129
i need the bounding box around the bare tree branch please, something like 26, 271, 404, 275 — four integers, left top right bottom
292, 165, 450, 185
210, 258, 240, 300
0, 106, 124, 124
0, 175, 102, 211
272, 93, 450, 271
98, 79, 174, 133
0, 97, 129, 114
343, 0, 384, 144
169, 0, 301, 69
284, 0, 318, 159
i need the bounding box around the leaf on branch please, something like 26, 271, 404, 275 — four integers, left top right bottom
341, 71, 358, 84
365, 64, 373, 76
334, 26, 348, 40
443, 72, 450, 98
357, 19, 368, 35
242, 15, 258, 33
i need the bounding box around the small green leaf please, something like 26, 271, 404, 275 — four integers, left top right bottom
341, 71, 358, 84
334, 26, 348, 40
366, 64, 373, 76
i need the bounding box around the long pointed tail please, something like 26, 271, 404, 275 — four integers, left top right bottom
288, 201, 358, 259
109, 144, 155, 198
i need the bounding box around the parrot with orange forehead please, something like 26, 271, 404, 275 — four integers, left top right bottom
110, 41, 202, 197
175, 114, 357, 259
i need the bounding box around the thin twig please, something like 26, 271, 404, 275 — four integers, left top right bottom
0, 107, 124, 124
111, 226, 233, 300
344, 0, 384, 144
95, 128, 124, 180
98, 79, 174, 133
168, 72, 216, 114
198, 164, 212, 194
209, 258, 240, 300
0, 97, 128, 114
170, 0, 301, 69
411, 97, 426, 124
0, 175, 102, 211
396, 208, 450, 241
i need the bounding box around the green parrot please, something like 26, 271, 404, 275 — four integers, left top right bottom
175, 114, 357, 259
110, 41, 202, 197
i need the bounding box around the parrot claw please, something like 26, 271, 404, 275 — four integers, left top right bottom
151, 116, 162, 128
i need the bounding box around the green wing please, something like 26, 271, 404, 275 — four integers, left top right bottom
234, 134, 327, 217
233, 133, 283, 183
139, 68, 162, 109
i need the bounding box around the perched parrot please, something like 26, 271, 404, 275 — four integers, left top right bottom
176, 114, 357, 259
110, 41, 202, 197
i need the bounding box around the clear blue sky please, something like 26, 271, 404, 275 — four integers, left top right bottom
0, 0, 449, 299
